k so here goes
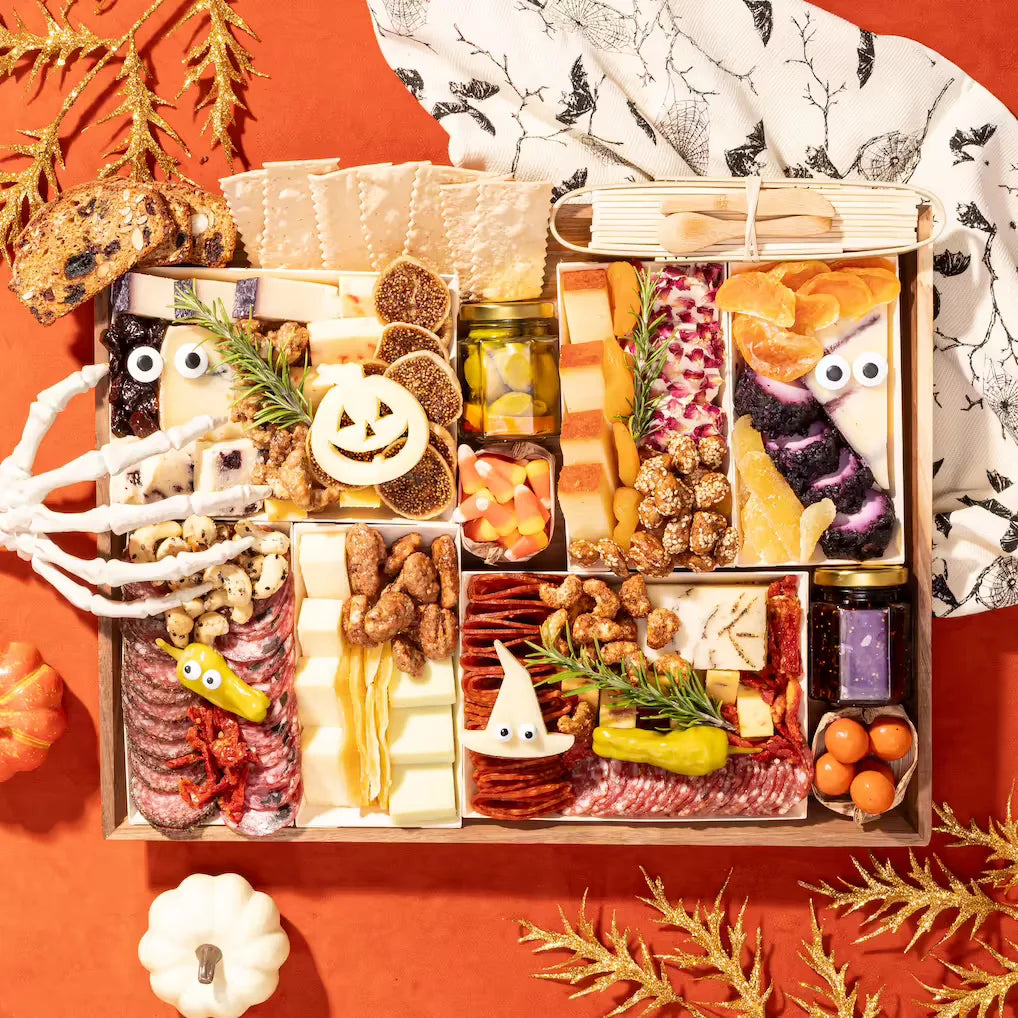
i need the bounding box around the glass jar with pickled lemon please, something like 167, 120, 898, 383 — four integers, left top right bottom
459, 301, 560, 438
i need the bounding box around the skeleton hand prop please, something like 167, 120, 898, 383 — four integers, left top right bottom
0, 364, 272, 618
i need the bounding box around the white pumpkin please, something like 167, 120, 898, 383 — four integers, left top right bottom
138, 873, 290, 1018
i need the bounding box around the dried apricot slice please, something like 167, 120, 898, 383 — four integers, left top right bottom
717, 271, 796, 327
841, 267, 901, 306
733, 315, 824, 382
799, 497, 836, 561
798, 271, 875, 320
792, 292, 840, 333
768, 260, 830, 291
830, 256, 897, 273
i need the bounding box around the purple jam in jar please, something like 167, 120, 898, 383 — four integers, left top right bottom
810, 567, 912, 706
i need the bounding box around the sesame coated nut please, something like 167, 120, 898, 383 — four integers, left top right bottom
662, 514, 693, 556
596, 538, 630, 578
569, 538, 600, 566
689, 510, 728, 556
714, 526, 741, 566
627, 531, 672, 577
666, 434, 699, 474
697, 435, 727, 470
692, 471, 731, 508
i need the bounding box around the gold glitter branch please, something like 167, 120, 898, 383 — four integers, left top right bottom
174, 0, 265, 169
640, 869, 771, 1018
791, 903, 884, 1018
921, 940, 1018, 1018
803, 852, 1018, 956
518, 892, 684, 1017
935, 796, 1018, 890
97, 33, 189, 181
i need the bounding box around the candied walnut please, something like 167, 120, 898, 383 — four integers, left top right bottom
600, 640, 643, 666
666, 434, 699, 474
419, 604, 457, 660
384, 533, 422, 577
346, 524, 385, 600
569, 538, 600, 566
653, 473, 694, 516
395, 552, 440, 604
690, 510, 728, 556
265, 321, 310, 365
697, 435, 727, 470
581, 578, 620, 618
647, 607, 680, 650
539, 574, 584, 610
571, 614, 630, 645
675, 552, 716, 573
714, 527, 740, 567
307, 482, 347, 512
618, 575, 652, 617
342, 595, 376, 647
392, 634, 426, 677
634, 455, 672, 496
431, 535, 459, 609
692, 471, 730, 509
596, 538, 630, 578
558, 701, 595, 740
662, 514, 692, 556
627, 531, 672, 577
637, 497, 664, 530
364, 590, 416, 643
540, 608, 570, 647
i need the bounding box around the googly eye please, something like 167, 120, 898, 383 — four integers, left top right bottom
201, 669, 222, 691
518, 724, 538, 742
814, 354, 851, 391
126, 345, 163, 383
494, 725, 512, 743
182, 660, 201, 680
174, 343, 209, 379
852, 352, 888, 388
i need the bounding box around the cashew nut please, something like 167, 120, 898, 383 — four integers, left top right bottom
181, 598, 205, 619
252, 553, 288, 599
239, 553, 265, 581
168, 573, 202, 592
202, 563, 252, 606
230, 601, 254, 625
203, 588, 230, 613
165, 608, 194, 648
215, 523, 232, 544
128, 521, 183, 563
156, 535, 189, 561
183, 515, 217, 552
235, 519, 290, 555
194, 611, 229, 645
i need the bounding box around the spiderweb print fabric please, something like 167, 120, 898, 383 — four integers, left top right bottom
367, 0, 1018, 617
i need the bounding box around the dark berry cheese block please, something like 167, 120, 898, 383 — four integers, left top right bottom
9, 181, 177, 325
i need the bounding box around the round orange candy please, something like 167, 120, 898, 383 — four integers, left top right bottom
732, 315, 823, 382
824, 717, 870, 764
857, 757, 895, 783
850, 770, 896, 815
868, 718, 913, 761
814, 753, 855, 796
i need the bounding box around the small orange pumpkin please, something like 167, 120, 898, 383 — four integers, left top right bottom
0, 643, 66, 782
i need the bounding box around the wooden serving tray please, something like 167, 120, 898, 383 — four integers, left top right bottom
95, 208, 933, 846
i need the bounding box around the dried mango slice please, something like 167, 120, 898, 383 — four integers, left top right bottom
732, 414, 765, 462
830, 256, 897, 273
792, 292, 840, 333
741, 494, 796, 564
798, 271, 875, 320
737, 451, 803, 561
733, 315, 824, 382
841, 267, 901, 306
768, 260, 830, 291
799, 497, 836, 561
716, 271, 796, 327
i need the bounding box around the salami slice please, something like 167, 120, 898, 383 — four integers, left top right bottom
225, 800, 295, 838
131, 776, 215, 830
128, 729, 192, 762
129, 752, 202, 794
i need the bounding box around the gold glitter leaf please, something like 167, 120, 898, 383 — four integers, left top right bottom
640, 868, 771, 1018
935, 796, 1018, 890
96, 34, 189, 181
174, 0, 265, 169
920, 940, 1018, 1018
0, 122, 63, 255
803, 852, 1018, 956
518, 892, 685, 1017
790, 903, 884, 1018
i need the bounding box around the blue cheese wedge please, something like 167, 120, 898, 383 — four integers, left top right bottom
109, 440, 195, 504
194, 439, 259, 498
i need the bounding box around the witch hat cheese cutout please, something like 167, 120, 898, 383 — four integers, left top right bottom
460, 641, 574, 759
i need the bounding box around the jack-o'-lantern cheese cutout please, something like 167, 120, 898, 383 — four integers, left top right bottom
308, 363, 429, 486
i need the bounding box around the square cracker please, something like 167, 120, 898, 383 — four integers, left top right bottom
357, 161, 430, 270
438, 180, 481, 291
261, 158, 340, 268
220, 169, 266, 267
310, 165, 388, 271
405, 166, 492, 273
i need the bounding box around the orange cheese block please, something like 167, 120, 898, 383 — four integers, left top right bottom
561, 268, 614, 344
560, 341, 606, 413
558, 462, 615, 542
561, 409, 617, 484
607, 262, 641, 338
525, 458, 551, 508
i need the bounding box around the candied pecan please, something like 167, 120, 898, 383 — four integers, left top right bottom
618, 575, 652, 617
346, 524, 385, 600
634, 455, 672, 496
627, 531, 672, 577
582, 578, 620, 618
692, 471, 731, 509
569, 538, 600, 566
341, 595, 376, 646
600, 640, 643, 666
395, 552, 440, 604
675, 552, 716, 573
384, 533, 422, 577
558, 700, 595, 740
392, 634, 426, 677
689, 510, 728, 556
714, 527, 740, 567
653, 473, 694, 516
418, 604, 457, 661
539, 575, 584, 610
697, 435, 727, 470
431, 535, 459, 609
662, 514, 692, 556
364, 590, 416, 643
265, 321, 310, 365
596, 538, 630, 578
666, 434, 699, 474
637, 497, 664, 530
646, 607, 680, 650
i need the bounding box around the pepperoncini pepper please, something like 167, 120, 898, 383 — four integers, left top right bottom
157, 640, 271, 723
592, 725, 733, 776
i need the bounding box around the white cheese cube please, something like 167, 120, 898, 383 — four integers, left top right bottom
388, 659, 456, 709
387, 706, 455, 765
294, 657, 342, 727
308, 318, 382, 365
110, 442, 196, 504
388, 764, 458, 826
300, 726, 358, 806
298, 533, 350, 599
296, 598, 343, 658
339, 274, 376, 317
194, 439, 259, 494
253, 279, 343, 321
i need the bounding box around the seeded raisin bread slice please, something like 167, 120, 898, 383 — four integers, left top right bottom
152, 182, 237, 267
10, 181, 176, 325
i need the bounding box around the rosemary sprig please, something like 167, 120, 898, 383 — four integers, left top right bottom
525, 633, 733, 732
624, 267, 670, 445
171, 280, 312, 430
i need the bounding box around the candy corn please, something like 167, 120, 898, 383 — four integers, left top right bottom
463, 517, 499, 543
513, 483, 545, 536
504, 529, 550, 561
525, 458, 552, 508
475, 456, 517, 503
455, 488, 494, 522
458, 445, 485, 495
482, 498, 518, 537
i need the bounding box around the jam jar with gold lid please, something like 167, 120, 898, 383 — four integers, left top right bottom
810, 567, 912, 706
459, 301, 559, 438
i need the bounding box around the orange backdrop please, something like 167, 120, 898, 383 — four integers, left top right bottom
0, 1, 1015, 1015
